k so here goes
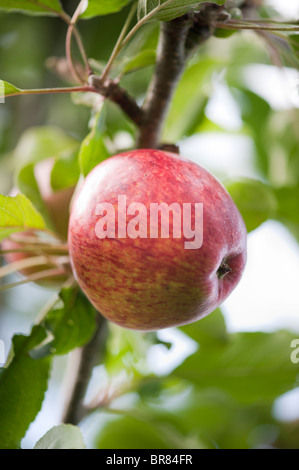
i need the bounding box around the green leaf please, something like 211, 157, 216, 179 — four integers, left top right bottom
274, 185, 299, 241
34, 424, 86, 449
96, 415, 171, 449
234, 88, 271, 135
10, 127, 79, 235
289, 34, 299, 58
0, 80, 22, 100
80, 0, 133, 19
174, 329, 299, 405
225, 178, 278, 233
0, 193, 45, 241
50, 150, 80, 191
17, 163, 53, 230
0, 326, 51, 449
214, 27, 236, 38
12, 126, 79, 169
112, 21, 158, 79
13, 127, 79, 222
0, 0, 63, 16
180, 309, 228, 346
260, 109, 299, 187
135, 386, 276, 449
137, 0, 225, 22
102, 101, 137, 138
31, 288, 97, 358
105, 324, 154, 378
228, 87, 272, 178
79, 112, 110, 177
162, 58, 223, 142
120, 49, 156, 75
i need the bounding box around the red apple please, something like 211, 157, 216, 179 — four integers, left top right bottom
68, 149, 247, 330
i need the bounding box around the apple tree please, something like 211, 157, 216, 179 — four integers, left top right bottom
0, 0, 299, 449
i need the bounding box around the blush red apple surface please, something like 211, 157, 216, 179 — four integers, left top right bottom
68, 149, 247, 331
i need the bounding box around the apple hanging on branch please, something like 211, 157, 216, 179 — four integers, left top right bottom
68, 149, 247, 331
0, 4, 251, 328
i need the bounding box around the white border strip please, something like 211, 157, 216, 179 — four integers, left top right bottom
0, 80, 5, 103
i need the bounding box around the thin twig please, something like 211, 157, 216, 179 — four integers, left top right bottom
101, 2, 137, 82
0, 255, 54, 279
99, 0, 186, 80
0, 245, 69, 255
72, 27, 92, 76
65, 0, 91, 84
216, 20, 299, 32
228, 18, 299, 25
0, 268, 67, 291
58, 5, 92, 78
119, 0, 176, 52
66, 29, 84, 84
8, 233, 67, 246
4, 80, 143, 126
62, 314, 108, 425
5, 85, 95, 98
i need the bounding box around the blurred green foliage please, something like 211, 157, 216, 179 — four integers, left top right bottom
0, 0, 299, 450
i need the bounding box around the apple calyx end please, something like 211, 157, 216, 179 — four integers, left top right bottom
217, 261, 232, 279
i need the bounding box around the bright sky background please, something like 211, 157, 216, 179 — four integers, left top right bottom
266, 0, 299, 18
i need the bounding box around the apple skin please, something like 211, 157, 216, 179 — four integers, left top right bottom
68, 149, 247, 331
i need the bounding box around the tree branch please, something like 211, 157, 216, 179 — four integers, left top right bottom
136, 5, 229, 149
184, 4, 229, 57
90, 75, 144, 126
137, 15, 192, 149
62, 314, 108, 425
